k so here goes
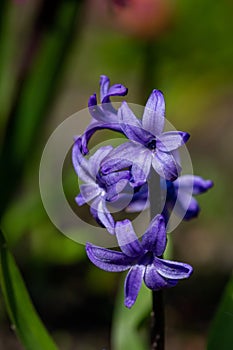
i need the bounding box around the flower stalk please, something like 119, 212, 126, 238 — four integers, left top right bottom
149, 169, 165, 350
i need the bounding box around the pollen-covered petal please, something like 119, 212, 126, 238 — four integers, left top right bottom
86, 243, 132, 272
174, 175, 213, 195
115, 220, 144, 257
144, 264, 177, 290
157, 131, 190, 152
155, 257, 193, 280
124, 265, 145, 308
152, 150, 181, 181
142, 90, 165, 136
141, 215, 166, 256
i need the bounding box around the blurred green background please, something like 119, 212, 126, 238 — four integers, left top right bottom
0, 0, 233, 349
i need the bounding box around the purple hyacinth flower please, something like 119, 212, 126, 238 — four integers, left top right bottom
101, 90, 190, 183
124, 175, 213, 221
86, 215, 193, 308
163, 175, 214, 220
81, 75, 128, 154
72, 138, 130, 234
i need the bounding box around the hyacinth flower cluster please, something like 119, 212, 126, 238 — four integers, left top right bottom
72, 75, 213, 308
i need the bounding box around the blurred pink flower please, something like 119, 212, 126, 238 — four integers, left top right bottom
111, 0, 176, 39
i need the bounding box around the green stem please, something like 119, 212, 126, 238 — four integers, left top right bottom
149, 170, 165, 350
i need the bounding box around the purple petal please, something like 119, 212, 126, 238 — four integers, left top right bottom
157, 131, 190, 152
100, 75, 128, 102
88, 93, 98, 107
105, 179, 129, 201
177, 193, 200, 220
144, 264, 177, 290
101, 159, 132, 176
141, 215, 166, 256
161, 206, 170, 226
125, 184, 149, 212
174, 190, 200, 220
80, 184, 101, 203
124, 265, 145, 308
108, 83, 128, 96
174, 175, 213, 195
115, 220, 144, 257
94, 199, 115, 235
101, 142, 142, 174
183, 198, 200, 220
119, 102, 154, 144
102, 84, 128, 104
121, 124, 153, 145
119, 101, 142, 127
131, 150, 152, 185
101, 170, 131, 186
99, 76, 118, 115
72, 139, 94, 183
152, 150, 181, 181
88, 94, 112, 123
89, 146, 113, 176
155, 257, 193, 280
99, 75, 110, 102
142, 90, 165, 136
75, 193, 86, 206
81, 122, 123, 155
86, 243, 133, 272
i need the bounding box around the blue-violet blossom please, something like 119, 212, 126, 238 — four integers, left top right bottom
163, 175, 213, 220
86, 215, 193, 308
101, 90, 190, 183
72, 138, 130, 234
125, 175, 213, 221
81, 75, 128, 154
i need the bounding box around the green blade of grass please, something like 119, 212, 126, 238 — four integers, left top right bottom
0, 229, 59, 350
207, 275, 233, 350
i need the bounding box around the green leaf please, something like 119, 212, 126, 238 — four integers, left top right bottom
11, 0, 84, 162
0, 229, 59, 350
0, 0, 84, 218
111, 275, 151, 350
0, 1, 16, 144
207, 274, 233, 350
